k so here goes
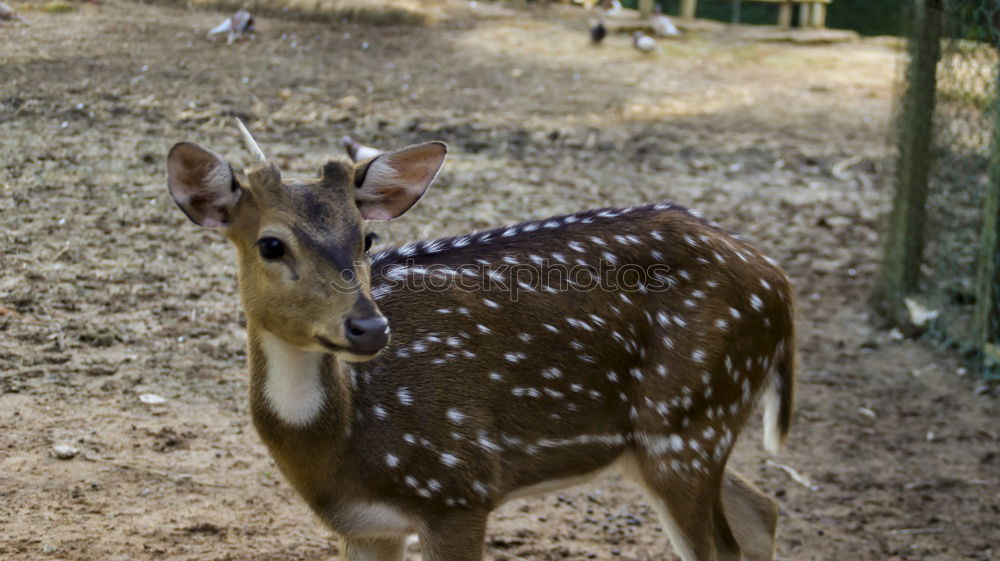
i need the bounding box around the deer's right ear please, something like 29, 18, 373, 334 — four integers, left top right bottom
167, 142, 242, 228
354, 142, 447, 221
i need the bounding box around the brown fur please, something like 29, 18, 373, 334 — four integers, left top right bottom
166, 139, 796, 561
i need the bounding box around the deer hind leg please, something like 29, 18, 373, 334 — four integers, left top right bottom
721, 470, 778, 561
619, 452, 741, 561
417, 509, 489, 561
342, 536, 406, 561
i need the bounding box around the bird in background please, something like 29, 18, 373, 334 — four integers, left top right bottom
590, 15, 607, 45
601, 0, 623, 14
208, 9, 255, 44
341, 136, 383, 162
651, 3, 680, 36
632, 31, 658, 53
0, 1, 25, 23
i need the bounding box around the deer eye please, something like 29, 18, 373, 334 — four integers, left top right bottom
258, 237, 285, 260
364, 232, 378, 253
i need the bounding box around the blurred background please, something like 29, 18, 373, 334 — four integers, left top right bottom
1, 1, 998, 560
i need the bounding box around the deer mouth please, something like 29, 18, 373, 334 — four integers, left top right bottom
316, 335, 351, 353
316, 335, 383, 359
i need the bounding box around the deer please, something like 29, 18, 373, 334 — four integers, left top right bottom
166, 121, 796, 561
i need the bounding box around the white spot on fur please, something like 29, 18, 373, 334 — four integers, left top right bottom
385, 453, 400, 468
567, 318, 594, 332
397, 243, 417, 257
505, 352, 526, 363
542, 367, 563, 379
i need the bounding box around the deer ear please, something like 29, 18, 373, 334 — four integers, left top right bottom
167, 142, 242, 228
355, 141, 447, 221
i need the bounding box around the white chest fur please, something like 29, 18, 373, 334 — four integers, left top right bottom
259, 331, 326, 427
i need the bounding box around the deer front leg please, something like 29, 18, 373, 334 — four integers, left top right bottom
417, 509, 489, 561
342, 536, 406, 561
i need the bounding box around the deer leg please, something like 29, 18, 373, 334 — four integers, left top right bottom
342, 536, 406, 561
721, 470, 778, 561
417, 510, 489, 561
621, 453, 741, 561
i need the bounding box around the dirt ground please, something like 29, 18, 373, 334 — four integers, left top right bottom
1, 1, 998, 560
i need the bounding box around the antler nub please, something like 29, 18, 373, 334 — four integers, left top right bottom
235, 117, 267, 161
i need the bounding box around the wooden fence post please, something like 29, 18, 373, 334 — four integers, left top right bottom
680, 0, 696, 19
974, 65, 1000, 350
777, 2, 792, 28
798, 3, 810, 27
810, 2, 827, 27
872, 0, 943, 322
639, 0, 654, 18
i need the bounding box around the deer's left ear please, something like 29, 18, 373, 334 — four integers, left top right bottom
355, 142, 447, 221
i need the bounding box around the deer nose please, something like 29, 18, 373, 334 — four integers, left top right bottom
344, 316, 390, 354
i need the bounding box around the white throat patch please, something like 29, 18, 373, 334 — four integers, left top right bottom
260, 330, 326, 427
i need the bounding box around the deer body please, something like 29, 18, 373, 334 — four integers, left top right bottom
167, 126, 794, 561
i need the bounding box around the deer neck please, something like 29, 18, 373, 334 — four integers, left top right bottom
246, 325, 353, 435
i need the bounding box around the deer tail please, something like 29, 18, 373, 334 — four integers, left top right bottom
763, 304, 796, 454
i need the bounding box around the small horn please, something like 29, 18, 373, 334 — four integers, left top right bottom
234, 117, 266, 161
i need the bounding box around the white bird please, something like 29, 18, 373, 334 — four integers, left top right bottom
651, 4, 680, 36
604, 0, 623, 14
341, 136, 383, 162
0, 1, 23, 22
632, 31, 658, 53
208, 9, 254, 44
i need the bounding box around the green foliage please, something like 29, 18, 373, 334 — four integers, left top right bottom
40, 1, 75, 13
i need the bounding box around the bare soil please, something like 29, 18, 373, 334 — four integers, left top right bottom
1, 2, 998, 560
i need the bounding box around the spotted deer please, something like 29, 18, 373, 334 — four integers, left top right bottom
166, 122, 796, 561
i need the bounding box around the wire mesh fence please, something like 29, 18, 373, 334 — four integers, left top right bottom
876, 0, 1000, 378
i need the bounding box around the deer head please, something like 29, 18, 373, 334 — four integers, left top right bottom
166, 120, 447, 361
